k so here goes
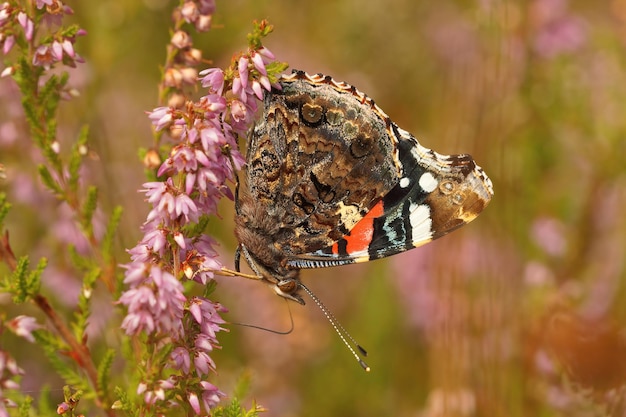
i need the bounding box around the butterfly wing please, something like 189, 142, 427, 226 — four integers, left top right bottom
237, 72, 402, 260
287, 124, 494, 268
235, 70, 493, 279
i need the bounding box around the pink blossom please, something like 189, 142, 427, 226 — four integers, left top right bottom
56, 402, 70, 414
238, 56, 249, 88
251, 80, 264, 100
251, 51, 267, 75
171, 347, 191, 373
0, 4, 12, 27
199, 381, 225, 410
32, 44, 58, 69
230, 99, 247, 122
257, 46, 275, 61
1, 34, 15, 55
17, 12, 33, 41
147, 106, 174, 131
180, 1, 198, 23
188, 392, 201, 414
119, 266, 186, 337
6, 315, 41, 343
35, 0, 54, 8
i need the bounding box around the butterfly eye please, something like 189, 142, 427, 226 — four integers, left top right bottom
277, 278, 298, 294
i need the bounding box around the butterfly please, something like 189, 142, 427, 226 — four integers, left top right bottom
234, 70, 493, 305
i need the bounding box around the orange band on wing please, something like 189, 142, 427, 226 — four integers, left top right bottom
332, 201, 384, 255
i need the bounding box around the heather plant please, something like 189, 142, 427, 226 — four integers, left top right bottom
0, 0, 284, 415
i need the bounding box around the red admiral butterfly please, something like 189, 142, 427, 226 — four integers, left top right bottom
233, 70, 493, 369
235, 70, 493, 304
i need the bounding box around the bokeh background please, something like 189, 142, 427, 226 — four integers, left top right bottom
2, 0, 626, 416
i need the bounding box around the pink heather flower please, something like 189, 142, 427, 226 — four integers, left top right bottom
193, 351, 215, 376
251, 52, 267, 75
17, 12, 34, 41
180, 1, 199, 23
199, 94, 226, 113
6, 315, 42, 343
180, 67, 198, 85
197, 0, 215, 15
51, 40, 64, 60
147, 106, 174, 131
251, 80, 264, 100
32, 44, 58, 70
0, 350, 24, 415
56, 402, 70, 414
188, 392, 201, 415
194, 14, 212, 32
188, 297, 227, 339
257, 46, 275, 61
259, 75, 271, 91
199, 381, 225, 410
230, 99, 247, 122
199, 68, 224, 96
171, 347, 191, 373
171, 30, 192, 49
164, 67, 184, 88
238, 56, 249, 88
1, 34, 15, 55
35, 0, 54, 8
0, 3, 12, 27
60, 39, 75, 58
119, 266, 186, 337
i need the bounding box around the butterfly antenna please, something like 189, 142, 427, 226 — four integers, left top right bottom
230, 303, 295, 335
298, 282, 371, 372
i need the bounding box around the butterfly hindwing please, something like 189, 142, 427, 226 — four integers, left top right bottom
287, 122, 494, 268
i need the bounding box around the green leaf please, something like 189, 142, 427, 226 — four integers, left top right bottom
112, 386, 135, 414
17, 396, 33, 417
28, 257, 46, 295
38, 164, 63, 197
97, 349, 116, 401
34, 331, 88, 390
80, 186, 98, 238
68, 125, 90, 192
11, 256, 30, 303
0, 192, 11, 226
265, 61, 289, 83
40, 74, 61, 114
8, 256, 45, 301
102, 205, 123, 264
71, 266, 100, 340
42, 118, 62, 170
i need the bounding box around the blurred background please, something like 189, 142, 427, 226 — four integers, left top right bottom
2, 0, 626, 416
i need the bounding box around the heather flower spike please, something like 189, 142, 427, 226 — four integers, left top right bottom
120, 16, 287, 415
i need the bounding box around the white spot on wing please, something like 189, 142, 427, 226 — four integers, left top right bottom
409, 202, 433, 245
418, 172, 438, 193
335, 202, 361, 230
399, 177, 410, 188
